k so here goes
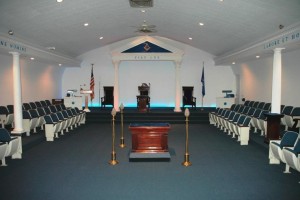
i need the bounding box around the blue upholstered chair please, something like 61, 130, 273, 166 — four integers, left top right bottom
234, 116, 252, 145
269, 131, 298, 165
284, 107, 300, 132
0, 128, 22, 166
281, 106, 293, 131
22, 110, 38, 136
0, 106, 14, 129
45, 100, 52, 106
282, 138, 300, 173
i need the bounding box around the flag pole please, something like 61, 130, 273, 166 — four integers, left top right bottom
99, 81, 101, 108
201, 61, 205, 111
91, 64, 94, 105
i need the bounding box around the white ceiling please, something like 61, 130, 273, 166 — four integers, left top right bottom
0, 0, 300, 59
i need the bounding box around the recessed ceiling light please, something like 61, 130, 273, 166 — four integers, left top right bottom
84, 23, 89, 27
219, 0, 224, 2
46, 47, 55, 50
232, 62, 235, 65
59, 64, 62, 66
57, 0, 63, 2
30, 57, 35, 60
188, 37, 193, 40
199, 22, 204, 26
141, 9, 146, 13
99, 36, 103, 40
256, 55, 260, 58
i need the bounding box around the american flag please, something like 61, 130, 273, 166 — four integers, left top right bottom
90, 65, 95, 101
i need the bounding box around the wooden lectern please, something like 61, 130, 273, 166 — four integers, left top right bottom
137, 83, 150, 112
80, 89, 92, 112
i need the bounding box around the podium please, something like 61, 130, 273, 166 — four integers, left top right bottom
137, 83, 150, 112
80, 90, 92, 112
264, 113, 284, 144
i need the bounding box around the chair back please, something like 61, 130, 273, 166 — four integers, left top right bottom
279, 131, 298, 148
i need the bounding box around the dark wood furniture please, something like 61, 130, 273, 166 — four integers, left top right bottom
129, 123, 171, 153
137, 83, 150, 112
264, 113, 284, 144
52, 99, 64, 105
182, 86, 196, 109
101, 86, 114, 108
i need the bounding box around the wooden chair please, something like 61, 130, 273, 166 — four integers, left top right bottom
101, 87, 114, 108
182, 86, 196, 109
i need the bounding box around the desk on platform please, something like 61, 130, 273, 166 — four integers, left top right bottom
129, 123, 171, 160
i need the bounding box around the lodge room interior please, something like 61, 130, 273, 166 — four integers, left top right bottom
1, 0, 300, 199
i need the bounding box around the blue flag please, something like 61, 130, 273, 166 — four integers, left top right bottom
201, 64, 205, 97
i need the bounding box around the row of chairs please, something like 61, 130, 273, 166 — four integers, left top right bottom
0, 100, 53, 129
43, 104, 86, 141
244, 100, 300, 133
0, 128, 22, 166
210, 104, 270, 135
22, 103, 85, 141
209, 107, 252, 145
269, 131, 300, 179
243, 100, 271, 111
22, 100, 52, 111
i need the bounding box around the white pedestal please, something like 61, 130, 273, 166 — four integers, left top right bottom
64, 97, 83, 110
80, 90, 92, 112
216, 97, 236, 108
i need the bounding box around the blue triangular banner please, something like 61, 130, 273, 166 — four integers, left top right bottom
122, 41, 172, 53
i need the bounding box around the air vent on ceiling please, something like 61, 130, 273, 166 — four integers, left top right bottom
129, 0, 153, 8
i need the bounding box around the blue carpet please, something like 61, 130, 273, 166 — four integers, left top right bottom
0, 123, 299, 200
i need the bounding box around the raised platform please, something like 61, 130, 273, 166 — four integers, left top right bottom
86, 107, 214, 124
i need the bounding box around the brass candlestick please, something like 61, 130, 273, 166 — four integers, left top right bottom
109, 108, 119, 165
182, 108, 192, 167
119, 103, 126, 148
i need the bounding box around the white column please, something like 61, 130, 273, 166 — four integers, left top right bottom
10, 52, 24, 134
113, 60, 120, 112
271, 48, 285, 114
174, 61, 182, 112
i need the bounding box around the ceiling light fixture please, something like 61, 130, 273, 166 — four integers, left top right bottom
46, 47, 56, 50
57, 0, 63, 3
232, 62, 235, 65
30, 57, 35, 60
59, 64, 62, 66
84, 23, 89, 27
141, 9, 146, 13
188, 37, 193, 40
256, 55, 260, 58
8, 30, 14, 35
199, 22, 204, 26
99, 36, 103, 40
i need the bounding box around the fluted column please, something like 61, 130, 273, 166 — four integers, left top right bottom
271, 48, 284, 113
174, 60, 182, 112
113, 60, 120, 112
10, 52, 24, 134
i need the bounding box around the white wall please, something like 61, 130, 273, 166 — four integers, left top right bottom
0, 53, 64, 106
232, 48, 300, 107
62, 37, 236, 108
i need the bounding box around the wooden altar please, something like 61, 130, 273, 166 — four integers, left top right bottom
129, 123, 171, 160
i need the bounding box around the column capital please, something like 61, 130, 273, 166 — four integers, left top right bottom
9, 51, 20, 56
273, 48, 285, 53
112, 60, 120, 66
